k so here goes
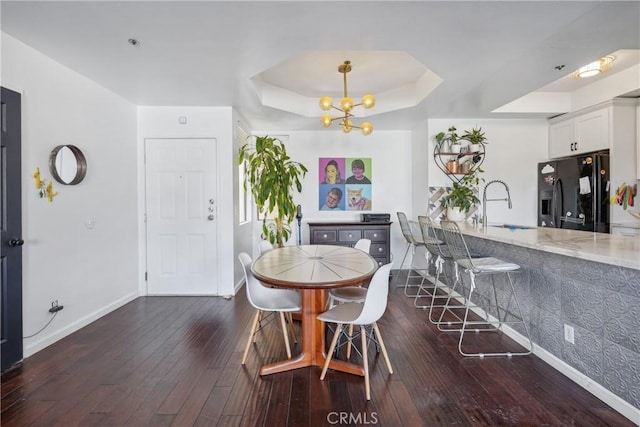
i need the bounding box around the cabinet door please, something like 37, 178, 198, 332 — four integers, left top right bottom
549, 119, 574, 159
574, 108, 609, 154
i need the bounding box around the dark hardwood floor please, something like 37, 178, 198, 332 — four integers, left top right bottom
1, 273, 635, 426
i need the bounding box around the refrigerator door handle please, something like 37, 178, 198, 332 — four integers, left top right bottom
552, 178, 563, 227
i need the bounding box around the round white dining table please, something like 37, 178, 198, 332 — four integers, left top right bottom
251, 244, 378, 376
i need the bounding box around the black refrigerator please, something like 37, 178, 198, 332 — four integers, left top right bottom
537, 150, 610, 233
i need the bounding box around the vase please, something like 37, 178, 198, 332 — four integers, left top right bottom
446, 207, 467, 222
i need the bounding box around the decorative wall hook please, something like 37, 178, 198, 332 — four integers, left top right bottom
33, 167, 57, 202
46, 181, 58, 202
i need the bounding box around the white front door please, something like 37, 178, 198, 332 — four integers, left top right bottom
145, 138, 218, 295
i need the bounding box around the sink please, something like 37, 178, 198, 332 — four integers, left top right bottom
488, 224, 536, 230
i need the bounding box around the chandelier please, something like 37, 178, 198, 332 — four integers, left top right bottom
319, 60, 375, 135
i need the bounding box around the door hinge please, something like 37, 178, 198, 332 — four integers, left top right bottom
145, 272, 148, 281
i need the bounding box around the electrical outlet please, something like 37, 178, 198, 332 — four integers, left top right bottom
49, 300, 64, 313
564, 324, 575, 344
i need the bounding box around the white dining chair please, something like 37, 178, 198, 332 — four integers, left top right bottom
238, 252, 301, 364
318, 263, 394, 400
326, 238, 372, 309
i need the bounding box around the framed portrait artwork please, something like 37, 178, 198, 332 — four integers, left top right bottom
318, 157, 372, 211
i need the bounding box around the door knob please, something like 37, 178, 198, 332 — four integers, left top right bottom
8, 238, 24, 247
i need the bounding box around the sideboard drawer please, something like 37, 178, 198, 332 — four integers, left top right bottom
312, 230, 337, 243
364, 228, 387, 242
370, 243, 387, 257
338, 229, 362, 243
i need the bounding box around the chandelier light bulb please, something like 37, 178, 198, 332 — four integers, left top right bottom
321, 114, 333, 128
360, 122, 373, 136
340, 96, 355, 112
341, 119, 353, 133
319, 96, 333, 111
361, 94, 376, 109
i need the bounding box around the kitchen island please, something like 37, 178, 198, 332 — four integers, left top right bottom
430, 221, 639, 421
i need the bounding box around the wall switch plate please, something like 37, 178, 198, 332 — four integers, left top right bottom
564, 324, 575, 344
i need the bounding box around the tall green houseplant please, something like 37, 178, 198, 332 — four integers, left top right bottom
239, 135, 308, 247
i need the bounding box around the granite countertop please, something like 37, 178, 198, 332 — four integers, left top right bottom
433, 221, 640, 270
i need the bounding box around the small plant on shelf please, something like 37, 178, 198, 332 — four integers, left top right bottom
435, 126, 461, 151
462, 126, 487, 152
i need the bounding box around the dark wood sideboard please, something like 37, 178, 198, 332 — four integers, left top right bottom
307, 221, 392, 266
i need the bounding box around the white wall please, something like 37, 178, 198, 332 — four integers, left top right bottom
251, 130, 413, 267
137, 106, 236, 297
428, 118, 549, 226
2, 33, 139, 356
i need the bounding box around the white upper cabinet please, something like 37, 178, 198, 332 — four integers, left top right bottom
549, 107, 609, 158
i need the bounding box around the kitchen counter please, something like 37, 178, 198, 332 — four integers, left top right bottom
435, 222, 640, 270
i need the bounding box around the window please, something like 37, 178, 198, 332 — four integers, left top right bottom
239, 158, 251, 223
237, 126, 251, 223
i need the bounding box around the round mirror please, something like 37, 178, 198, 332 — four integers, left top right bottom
49, 145, 87, 185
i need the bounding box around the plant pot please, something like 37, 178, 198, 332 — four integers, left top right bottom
446, 207, 467, 222
450, 144, 461, 154
469, 144, 481, 153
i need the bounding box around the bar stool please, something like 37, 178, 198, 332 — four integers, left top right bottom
439, 221, 532, 357
414, 216, 466, 326
395, 212, 429, 297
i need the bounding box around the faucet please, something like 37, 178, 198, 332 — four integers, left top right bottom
482, 180, 512, 227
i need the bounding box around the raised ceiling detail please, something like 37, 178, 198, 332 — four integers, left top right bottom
250, 51, 442, 119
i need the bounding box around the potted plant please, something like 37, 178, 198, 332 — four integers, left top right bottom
435, 126, 461, 153
440, 169, 482, 221
462, 126, 487, 153
239, 135, 308, 247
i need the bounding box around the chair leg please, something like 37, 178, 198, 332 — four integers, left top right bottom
346, 324, 354, 359
320, 323, 343, 380
279, 312, 292, 359
457, 272, 532, 357
286, 312, 297, 344
372, 322, 393, 374
242, 310, 261, 364
361, 325, 370, 400
393, 243, 411, 287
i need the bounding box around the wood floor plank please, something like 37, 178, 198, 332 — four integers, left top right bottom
1, 284, 635, 427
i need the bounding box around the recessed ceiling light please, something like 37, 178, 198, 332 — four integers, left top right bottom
128, 38, 140, 47
571, 56, 615, 79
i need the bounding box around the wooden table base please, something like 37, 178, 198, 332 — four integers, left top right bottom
259, 289, 365, 376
